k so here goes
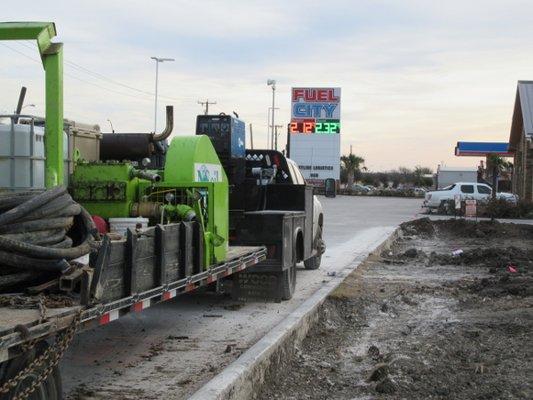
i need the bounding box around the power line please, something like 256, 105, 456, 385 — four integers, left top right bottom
1, 42, 158, 103
0, 42, 39, 63
1, 43, 179, 104
12, 41, 190, 103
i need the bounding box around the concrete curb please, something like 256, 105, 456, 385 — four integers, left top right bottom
189, 227, 400, 400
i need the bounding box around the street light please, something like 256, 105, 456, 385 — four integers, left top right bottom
107, 119, 115, 133
151, 56, 175, 132
267, 79, 276, 150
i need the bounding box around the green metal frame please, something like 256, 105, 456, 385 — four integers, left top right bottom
0, 22, 63, 187
162, 135, 229, 264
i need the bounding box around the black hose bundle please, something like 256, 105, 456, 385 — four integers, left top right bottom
0, 186, 98, 275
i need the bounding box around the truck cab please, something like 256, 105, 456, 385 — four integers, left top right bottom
196, 114, 325, 300
282, 157, 324, 265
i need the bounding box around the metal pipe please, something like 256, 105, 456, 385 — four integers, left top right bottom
15, 86, 27, 115
132, 170, 161, 182
152, 105, 174, 142
271, 85, 275, 150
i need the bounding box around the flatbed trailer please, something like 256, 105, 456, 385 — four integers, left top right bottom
0, 223, 265, 365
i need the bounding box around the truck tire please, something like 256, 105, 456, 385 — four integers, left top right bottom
0, 341, 62, 400
304, 227, 323, 270
280, 262, 296, 300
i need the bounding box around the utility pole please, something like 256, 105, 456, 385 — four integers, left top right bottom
249, 123, 254, 149
267, 106, 279, 149
274, 124, 283, 151
198, 99, 216, 115
267, 79, 276, 149
151, 56, 174, 132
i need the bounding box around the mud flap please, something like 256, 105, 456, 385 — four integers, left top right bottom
225, 271, 285, 302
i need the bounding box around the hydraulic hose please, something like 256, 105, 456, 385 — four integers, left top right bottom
0, 186, 66, 226
0, 187, 98, 278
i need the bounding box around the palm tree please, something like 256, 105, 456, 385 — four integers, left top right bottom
486, 155, 512, 200
340, 154, 365, 190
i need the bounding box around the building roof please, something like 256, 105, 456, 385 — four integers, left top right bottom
438, 166, 478, 172
455, 141, 512, 157
509, 80, 533, 149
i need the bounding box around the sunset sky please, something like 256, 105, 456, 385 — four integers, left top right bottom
1, 0, 532, 171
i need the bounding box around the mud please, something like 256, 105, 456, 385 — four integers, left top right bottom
0, 293, 74, 308
256, 219, 533, 400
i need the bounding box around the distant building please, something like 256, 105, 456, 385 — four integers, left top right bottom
509, 81, 533, 201
436, 166, 478, 189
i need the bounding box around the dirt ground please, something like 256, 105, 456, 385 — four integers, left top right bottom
256, 218, 533, 400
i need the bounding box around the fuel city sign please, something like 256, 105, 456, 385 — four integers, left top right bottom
290, 87, 341, 134
289, 87, 341, 184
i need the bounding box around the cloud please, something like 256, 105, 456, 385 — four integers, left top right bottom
1, 0, 532, 171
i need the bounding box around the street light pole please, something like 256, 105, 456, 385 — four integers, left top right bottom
267, 107, 279, 149
107, 119, 115, 133
151, 56, 174, 132
274, 124, 283, 151
267, 79, 276, 149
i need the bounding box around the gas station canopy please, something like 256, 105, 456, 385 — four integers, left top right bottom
455, 142, 513, 157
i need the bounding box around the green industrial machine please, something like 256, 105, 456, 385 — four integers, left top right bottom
0, 21, 229, 268
70, 135, 229, 265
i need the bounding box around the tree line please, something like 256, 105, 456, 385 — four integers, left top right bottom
340, 154, 433, 188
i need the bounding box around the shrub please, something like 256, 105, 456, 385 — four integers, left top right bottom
483, 199, 533, 219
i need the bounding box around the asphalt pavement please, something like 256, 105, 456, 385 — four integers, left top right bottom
61, 195, 423, 399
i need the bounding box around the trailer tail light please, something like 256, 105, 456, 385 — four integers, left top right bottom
267, 245, 277, 259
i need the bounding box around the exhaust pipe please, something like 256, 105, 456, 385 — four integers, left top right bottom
153, 105, 173, 142
15, 86, 27, 115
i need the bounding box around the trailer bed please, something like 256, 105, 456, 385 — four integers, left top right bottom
0, 245, 265, 363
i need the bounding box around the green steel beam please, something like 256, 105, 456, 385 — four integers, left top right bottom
0, 22, 64, 187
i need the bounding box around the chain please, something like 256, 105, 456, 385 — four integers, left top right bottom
0, 311, 81, 400
37, 296, 47, 323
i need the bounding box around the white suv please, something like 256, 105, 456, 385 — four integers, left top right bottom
423, 182, 517, 210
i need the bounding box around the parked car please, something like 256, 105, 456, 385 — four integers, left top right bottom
353, 184, 371, 193
423, 182, 517, 211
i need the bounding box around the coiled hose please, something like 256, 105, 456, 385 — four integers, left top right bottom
0, 186, 98, 274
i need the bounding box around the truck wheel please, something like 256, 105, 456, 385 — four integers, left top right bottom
280, 262, 296, 300
0, 341, 62, 400
304, 227, 323, 270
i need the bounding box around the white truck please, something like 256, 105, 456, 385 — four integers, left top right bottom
423, 182, 517, 211
436, 166, 478, 189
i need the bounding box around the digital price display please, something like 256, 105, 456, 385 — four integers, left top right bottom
289, 120, 340, 134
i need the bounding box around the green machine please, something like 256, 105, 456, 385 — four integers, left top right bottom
0, 22, 64, 188
0, 22, 229, 267
70, 135, 229, 265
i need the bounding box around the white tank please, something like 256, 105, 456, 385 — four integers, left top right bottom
0, 116, 68, 190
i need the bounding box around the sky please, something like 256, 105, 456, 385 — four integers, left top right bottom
1, 0, 533, 171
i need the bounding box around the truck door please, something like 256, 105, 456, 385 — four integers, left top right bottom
460, 184, 475, 200
477, 184, 492, 200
